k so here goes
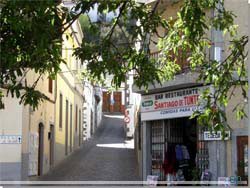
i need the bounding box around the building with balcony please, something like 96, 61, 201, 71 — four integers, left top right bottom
54, 19, 85, 167
133, 0, 249, 184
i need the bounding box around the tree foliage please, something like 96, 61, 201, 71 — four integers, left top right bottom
78, 10, 137, 88
157, 0, 248, 135
0, 0, 65, 109
0, 0, 248, 133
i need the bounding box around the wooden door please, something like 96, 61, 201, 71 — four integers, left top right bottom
102, 92, 110, 112
114, 92, 122, 112
237, 136, 248, 183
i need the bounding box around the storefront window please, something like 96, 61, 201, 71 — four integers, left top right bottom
197, 126, 209, 172
151, 120, 164, 180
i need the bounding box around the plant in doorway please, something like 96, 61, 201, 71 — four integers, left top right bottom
191, 167, 201, 181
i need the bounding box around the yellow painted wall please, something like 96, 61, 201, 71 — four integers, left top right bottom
24, 71, 55, 175
54, 22, 84, 165
0, 72, 55, 177
0, 19, 84, 178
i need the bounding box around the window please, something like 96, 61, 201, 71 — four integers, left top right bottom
48, 79, 53, 93
59, 94, 63, 129
75, 105, 78, 132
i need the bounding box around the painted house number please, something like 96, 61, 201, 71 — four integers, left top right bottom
204, 131, 230, 141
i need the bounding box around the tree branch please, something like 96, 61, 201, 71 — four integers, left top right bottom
140, 0, 161, 54
105, 2, 127, 41
60, 1, 97, 34
117, 21, 130, 45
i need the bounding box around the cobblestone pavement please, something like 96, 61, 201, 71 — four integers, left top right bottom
40, 114, 140, 181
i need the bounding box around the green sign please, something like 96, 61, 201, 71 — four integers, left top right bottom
142, 100, 153, 107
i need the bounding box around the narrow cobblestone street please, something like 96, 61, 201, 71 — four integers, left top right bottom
40, 114, 140, 181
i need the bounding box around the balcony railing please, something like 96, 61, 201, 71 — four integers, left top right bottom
149, 50, 190, 73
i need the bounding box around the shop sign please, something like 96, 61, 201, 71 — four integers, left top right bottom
141, 87, 206, 121
0, 135, 22, 144
203, 131, 230, 141
142, 100, 153, 107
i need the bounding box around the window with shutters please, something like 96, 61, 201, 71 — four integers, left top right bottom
48, 79, 53, 93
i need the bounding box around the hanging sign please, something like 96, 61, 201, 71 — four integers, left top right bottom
141, 86, 206, 121
0, 135, 22, 144
204, 131, 230, 141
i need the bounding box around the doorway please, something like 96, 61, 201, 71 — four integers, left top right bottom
102, 92, 110, 112
237, 136, 248, 182
38, 123, 44, 176
113, 92, 122, 112
150, 117, 198, 181
49, 124, 54, 167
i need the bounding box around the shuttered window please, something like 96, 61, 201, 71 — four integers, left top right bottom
48, 79, 53, 93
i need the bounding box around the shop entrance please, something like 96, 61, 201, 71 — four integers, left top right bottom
150, 117, 207, 181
